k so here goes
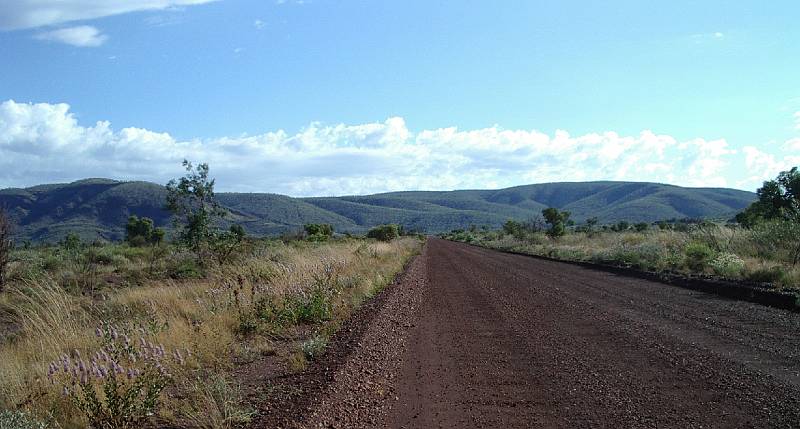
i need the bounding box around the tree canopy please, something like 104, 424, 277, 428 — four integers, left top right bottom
736, 167, 800, 227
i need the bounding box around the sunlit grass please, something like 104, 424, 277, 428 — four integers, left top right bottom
447, 225, 799, 291
0, 236, 422, 428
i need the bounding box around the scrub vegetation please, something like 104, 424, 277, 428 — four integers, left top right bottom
444, 167, 800, 293
0, 163, 422, 428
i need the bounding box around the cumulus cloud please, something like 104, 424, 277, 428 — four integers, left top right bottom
0, 100, 794, 196
0, 0, 217, 31
34, 25, 107, 47
795, 111, 800, 130
740, 146, 800, 187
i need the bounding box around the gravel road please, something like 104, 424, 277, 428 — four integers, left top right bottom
269, 238, 800, 428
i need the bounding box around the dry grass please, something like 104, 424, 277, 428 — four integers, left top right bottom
448, 225, 800, 291
0, 237, 422, 428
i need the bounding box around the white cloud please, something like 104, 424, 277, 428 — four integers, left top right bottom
0, 100, 794, 196
254, 19, 265, 29
34, 25, 107, 47
0, 0, 217, 31
794, 111, 800, 130
740, 146, 800, 186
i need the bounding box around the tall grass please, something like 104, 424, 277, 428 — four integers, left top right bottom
0, 237, 422, 428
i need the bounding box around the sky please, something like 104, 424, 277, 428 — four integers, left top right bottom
0, 0, 799, 196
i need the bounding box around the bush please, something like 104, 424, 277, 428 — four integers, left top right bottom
709, 253, 745, 278
60, 233, 82, 252
167, 253, 205, 279
366, 224, 400, 242
303, 224, 334, 242
0, 410, 49, 429
751, 220, 800, 265
542, 208, 570, 239
611, 221, 630, 232
48, 324, 188, 429
746, 266, 789, 285
125, 215, 165, 247
684, 242, 715, 271
301, 335, 328, 360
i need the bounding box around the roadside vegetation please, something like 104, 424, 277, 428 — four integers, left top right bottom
0, 163, 422, 428
444, 167, 800, 293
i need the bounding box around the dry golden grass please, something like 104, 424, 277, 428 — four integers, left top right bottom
0, 237, 421, 428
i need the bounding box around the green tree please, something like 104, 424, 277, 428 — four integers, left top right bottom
542, 208, 570, 239
304, 223, 334, 241
165, 160, 224, 252
612, 221, 630, 232
736, 166, 800, 227
502, 220, 523, 237
60, 233, 82, 251
367, 224, 400, 242
125, 215, 165, 247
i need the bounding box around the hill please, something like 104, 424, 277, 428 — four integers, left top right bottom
0, 179, 756, 242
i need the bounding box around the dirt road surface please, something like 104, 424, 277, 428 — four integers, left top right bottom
271, 238, 800, 428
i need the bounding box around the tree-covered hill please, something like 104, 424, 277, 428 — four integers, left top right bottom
0, 179, 756, 242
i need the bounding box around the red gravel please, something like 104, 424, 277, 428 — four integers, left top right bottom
260, 238, 800, 428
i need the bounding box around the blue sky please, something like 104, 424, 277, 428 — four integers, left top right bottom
0, 0, 798, 195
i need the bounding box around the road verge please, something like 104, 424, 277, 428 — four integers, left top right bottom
456, 240, 800, 312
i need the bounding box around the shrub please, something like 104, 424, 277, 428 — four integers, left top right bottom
301, 335, 328, 360
502, 220, 523, 237
125, 215, 165, 247
303, 224, 334, 241
752, 220, 800, 265
684, 242, 715, 271
0, 410, 49, 429
709, 253, 745, 278
367, 224, 400, 242
208, 225, 248, 264
542, 208, 570, 239
746, 266, 789, 285
611, 221, 630, 232
60, 233, 82, 252
166, 253, 205, 279
48, 324, 188, 429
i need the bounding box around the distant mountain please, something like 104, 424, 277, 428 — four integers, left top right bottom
0, 179, 756, 242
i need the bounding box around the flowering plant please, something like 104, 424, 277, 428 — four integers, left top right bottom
47, 324, 188, 429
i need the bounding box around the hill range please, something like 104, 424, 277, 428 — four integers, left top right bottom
0, 179, 756, 242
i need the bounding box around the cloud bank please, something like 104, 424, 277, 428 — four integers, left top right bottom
0, 0, 217, 31
1, 100, 797, 196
